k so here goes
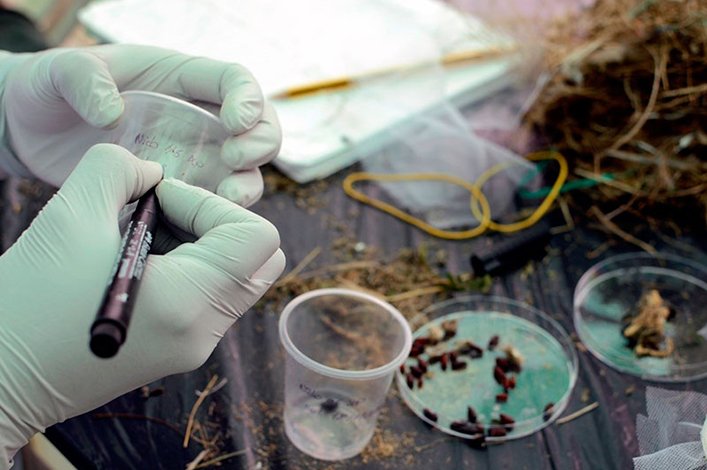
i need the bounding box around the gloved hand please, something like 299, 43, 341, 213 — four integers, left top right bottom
0, 144, 285, 468
0, 44, 280, 206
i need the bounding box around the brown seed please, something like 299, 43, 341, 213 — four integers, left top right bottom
493, 366, 507, 385
417, 358, 428, 374
468, 347, 484, 359
491, 417, 513, 431
440, 353, 449, 371
399, 364, 406, 375
458, 340, 484, 358
488, 335, 500, 351
423, 408, 438, 422
504, 346, 524, 373
543, 403, 555, 421
417, 377, 424, 389
496, 357, 511, 373
406, 373, 415, 389
450, 420, 483, 435
496, 393, 508, 403
466, 434, 487, 449
409, 338, 429, 357
410, 365, 423, 378
467, 406, 478, 423
451, 360, 467, 371
428, 354, 442, 364
499, 413, 515, 430
488, 426, 507, 437
507, 376, 517, 389
409, 346, 424, 358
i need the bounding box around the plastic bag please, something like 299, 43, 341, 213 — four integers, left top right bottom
357, 63, 533, 229
633, 387, 707, 470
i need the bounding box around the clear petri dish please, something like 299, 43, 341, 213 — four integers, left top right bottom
110, 90, 231, 192
396, 296, 577, 443
574, 252, 707, 382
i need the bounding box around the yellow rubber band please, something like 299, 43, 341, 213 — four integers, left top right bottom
470, 150, 568, 233
342, 151, 568, 239
342, 172, 492, 240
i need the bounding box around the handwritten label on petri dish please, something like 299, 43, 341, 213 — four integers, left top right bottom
133, 133, 205, 168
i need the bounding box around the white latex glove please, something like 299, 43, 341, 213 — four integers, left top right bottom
0, 44, 280, 206
0, 144, 285, 468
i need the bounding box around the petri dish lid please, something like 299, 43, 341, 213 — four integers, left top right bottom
574, 252, 707, 382
110, 90, 231, 191
396, 295, 577, 443
118, 90, 226, 130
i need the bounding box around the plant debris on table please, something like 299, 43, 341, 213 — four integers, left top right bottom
262, 241, 492, 324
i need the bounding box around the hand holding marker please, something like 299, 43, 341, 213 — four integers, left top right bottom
89, 91, 232, 358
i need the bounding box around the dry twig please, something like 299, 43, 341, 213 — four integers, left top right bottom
193, 450, 248, 469
185, 450, 209, 470
556, 402, 600, 425
590, 206, 657, 254
183, 375, 220, 448
275, 246, 322, 287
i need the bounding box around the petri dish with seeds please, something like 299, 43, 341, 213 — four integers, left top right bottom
396, 295, 577, 444
574, 252, 707, 382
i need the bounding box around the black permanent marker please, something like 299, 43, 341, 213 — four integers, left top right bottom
89, 188, 159, 358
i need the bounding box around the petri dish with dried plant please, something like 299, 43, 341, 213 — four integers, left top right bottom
397, 296, 577, 446
574, 252, 707, 382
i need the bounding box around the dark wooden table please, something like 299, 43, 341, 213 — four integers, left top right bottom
3, 165, 706, 470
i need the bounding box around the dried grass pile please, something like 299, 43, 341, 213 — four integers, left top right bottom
525, 0, 706, 229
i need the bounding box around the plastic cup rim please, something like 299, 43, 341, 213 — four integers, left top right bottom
278, 288, 413, 381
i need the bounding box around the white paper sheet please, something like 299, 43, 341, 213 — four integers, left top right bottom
79, 0, 518, 181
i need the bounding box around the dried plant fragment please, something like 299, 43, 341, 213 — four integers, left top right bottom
623, 289, 675, 358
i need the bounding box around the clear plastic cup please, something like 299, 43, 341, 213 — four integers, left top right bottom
278, 288, 413, 460
109, 90, 231, 191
